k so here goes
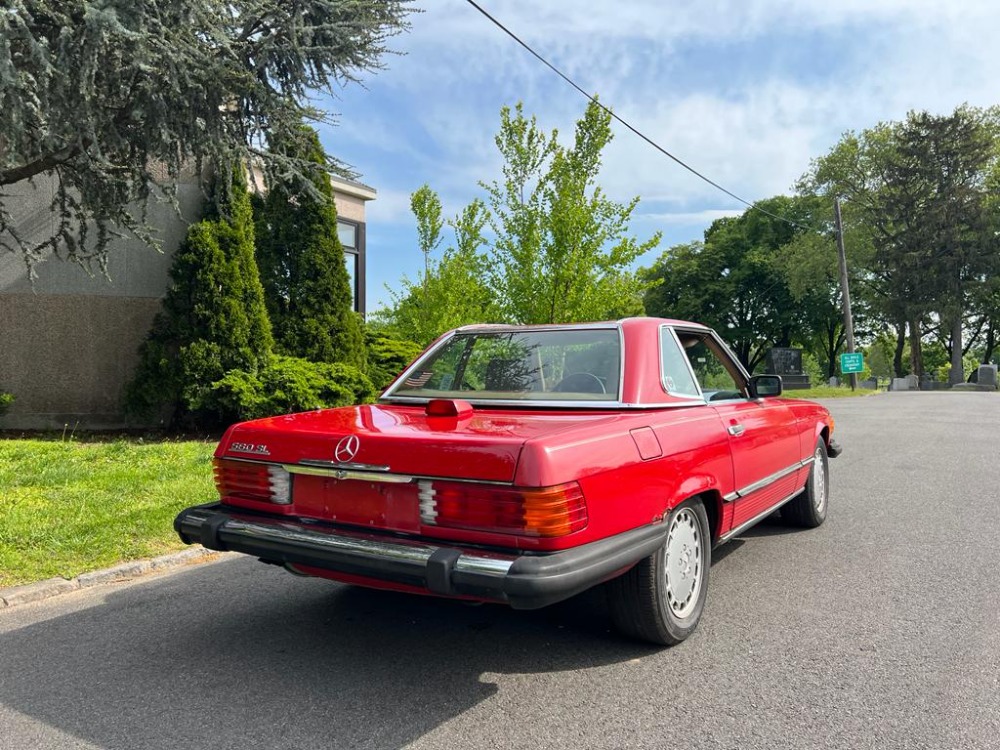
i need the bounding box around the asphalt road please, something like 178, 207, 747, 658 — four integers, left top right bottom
2, 391, 999, 750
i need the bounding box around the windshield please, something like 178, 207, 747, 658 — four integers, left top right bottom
385, 328, 622, 403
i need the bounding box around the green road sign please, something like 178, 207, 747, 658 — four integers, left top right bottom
840, 352, 864, 374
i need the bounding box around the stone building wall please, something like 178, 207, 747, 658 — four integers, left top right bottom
0, 176, 204, 430
0, 173, 373, 430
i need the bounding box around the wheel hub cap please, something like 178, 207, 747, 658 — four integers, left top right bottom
664, 508, 702, 619
813, 448, 827, 513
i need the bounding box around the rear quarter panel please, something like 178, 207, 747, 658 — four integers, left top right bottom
514, 406, 735, 549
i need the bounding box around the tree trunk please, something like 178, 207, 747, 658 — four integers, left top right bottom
983, 319, 997, 364
893, 321, 906, 377
948, 314, 964, 384
908, 317, 923, 376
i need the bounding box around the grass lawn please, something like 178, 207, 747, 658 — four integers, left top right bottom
0, 438, 216, 588
782, 385, 879, 399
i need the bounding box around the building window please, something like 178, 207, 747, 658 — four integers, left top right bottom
337, 219, 366, 315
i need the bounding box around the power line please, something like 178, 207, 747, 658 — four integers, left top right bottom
463, 0, 811, 231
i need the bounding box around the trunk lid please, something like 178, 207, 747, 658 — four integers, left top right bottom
221, 403, 628, 482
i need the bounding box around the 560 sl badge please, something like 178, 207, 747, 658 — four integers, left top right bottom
230, 442, 271, 456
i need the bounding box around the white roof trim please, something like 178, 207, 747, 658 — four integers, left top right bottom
330, 175, 377, 201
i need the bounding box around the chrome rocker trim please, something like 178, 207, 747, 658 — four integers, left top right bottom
175, 503, 667, 610
722, 456, 815, 504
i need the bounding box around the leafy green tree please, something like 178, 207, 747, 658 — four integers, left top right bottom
805, 106, 1000, 379
0, 1, 411, 271
884, 108, 999, 382
126, 172, 272, 428
780, 198, 875, 378
254, 125, 365, 369
804, 122, 924, 375
642, 196, 816, 372
484, 101, 659, 323
377, 191, 496, 345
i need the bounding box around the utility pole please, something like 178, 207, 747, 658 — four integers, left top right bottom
834, 197, 857, 390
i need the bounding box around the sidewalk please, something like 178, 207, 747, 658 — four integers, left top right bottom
0, 547, 230, 609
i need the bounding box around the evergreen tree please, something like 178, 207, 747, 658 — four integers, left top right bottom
126, 171, 272, 427
0, 1, 411, 271
255, 126, 366, 369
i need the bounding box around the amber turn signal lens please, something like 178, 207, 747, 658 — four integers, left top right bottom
419, 480, 588, 537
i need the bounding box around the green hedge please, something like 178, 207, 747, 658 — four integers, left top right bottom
203, 355, 376, 422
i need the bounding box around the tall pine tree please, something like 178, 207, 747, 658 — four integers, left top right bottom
126, 170, 272, 427
255, 126, 366, 369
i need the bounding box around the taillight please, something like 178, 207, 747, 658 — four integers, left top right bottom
418, 480, 587, 537
213, 459, 291, 504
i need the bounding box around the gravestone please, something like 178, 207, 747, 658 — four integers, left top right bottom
765, 347, 810, 390
978, 364, 998, 389
860, 378, 878, 390
891, 377, 910, 391
828, 376, 839, 387
906, 374, 920, 390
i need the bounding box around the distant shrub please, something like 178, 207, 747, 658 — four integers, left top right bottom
201, 355, 376, 422
365, 330, 425, 390
0, 392, 13, 415
801, 351, 826, 387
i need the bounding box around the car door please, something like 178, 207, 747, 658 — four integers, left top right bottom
712, 398, 802, 530
670, 329, 803, 532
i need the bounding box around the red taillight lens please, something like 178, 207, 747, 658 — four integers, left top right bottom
419, 480, 587, 537
213, 459, 291, 504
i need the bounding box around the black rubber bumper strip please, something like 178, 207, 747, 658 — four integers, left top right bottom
174, 503, 667, 610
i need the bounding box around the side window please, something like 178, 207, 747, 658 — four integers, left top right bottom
659, 328, 700, 397
678, 334, 747, 402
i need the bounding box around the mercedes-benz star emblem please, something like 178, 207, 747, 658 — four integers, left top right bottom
334, 435, 360, 463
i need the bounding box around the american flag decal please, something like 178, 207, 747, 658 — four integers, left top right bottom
404, 371, 433, 387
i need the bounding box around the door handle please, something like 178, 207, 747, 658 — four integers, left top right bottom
728, 423, 745, 436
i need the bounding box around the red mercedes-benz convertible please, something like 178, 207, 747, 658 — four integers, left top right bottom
175, 318, 840, 645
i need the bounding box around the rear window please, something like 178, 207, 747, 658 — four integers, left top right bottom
386, 328, 622, 402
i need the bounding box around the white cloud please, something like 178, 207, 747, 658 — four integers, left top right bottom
328, 0, 1000, 302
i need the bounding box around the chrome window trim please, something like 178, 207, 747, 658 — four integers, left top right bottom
669, 325, 754, 400
381, 324, 626, 405
658, 325, 704, 400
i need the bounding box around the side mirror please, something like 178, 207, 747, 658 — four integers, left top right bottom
750, 374, 783, 399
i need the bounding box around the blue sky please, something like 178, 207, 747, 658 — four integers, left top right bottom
316, 0, 1000, 312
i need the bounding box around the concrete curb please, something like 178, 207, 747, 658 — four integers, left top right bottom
0, 547, 233, 610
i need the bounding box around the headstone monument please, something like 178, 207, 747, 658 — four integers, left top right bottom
977, 364, 998, 389
765, 347, 810, 390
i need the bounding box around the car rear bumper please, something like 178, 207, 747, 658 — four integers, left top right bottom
175, 503, 666, 610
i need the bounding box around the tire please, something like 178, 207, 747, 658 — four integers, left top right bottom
607, 499, 711, 646
782, 438, 829, 528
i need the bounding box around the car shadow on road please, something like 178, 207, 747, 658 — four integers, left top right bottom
0, 557, 666, 750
